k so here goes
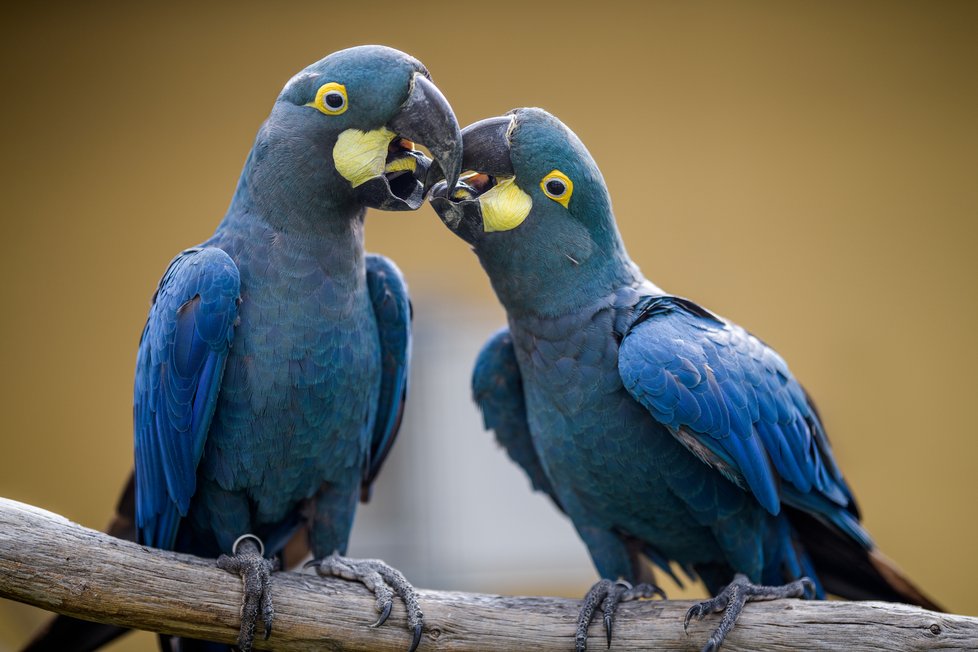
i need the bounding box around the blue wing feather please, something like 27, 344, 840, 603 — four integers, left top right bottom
134, 247, 240, 550
473, 328, 560, 504
619, 296, 858, 528
360, 254, 411, 500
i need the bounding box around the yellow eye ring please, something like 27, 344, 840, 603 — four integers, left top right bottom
310, 82, 348, 115
541, 169, 573, 208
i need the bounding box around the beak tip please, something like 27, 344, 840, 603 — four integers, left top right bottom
421, 167, 440, 196
422, 156, 461, 197
444, 167, 461, 194
388, 73, 462, 202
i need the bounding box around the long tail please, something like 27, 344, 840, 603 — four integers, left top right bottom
786, 506, 942, 611
20, 475, 137, 652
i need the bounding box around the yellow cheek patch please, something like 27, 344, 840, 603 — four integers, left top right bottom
333, 127, 396, 188
480, 177, 532, 233
384, 156, 417, 174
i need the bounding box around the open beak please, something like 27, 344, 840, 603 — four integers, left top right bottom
350, 73, 462, 211
430, 115, 530, 242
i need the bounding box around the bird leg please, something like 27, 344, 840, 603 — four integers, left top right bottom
576, 578, 665, 651
684, 573, 814, 651
216, 534, 277, 652
306, 553, 424, 652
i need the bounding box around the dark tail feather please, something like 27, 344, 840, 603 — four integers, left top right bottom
159, 634, 232, 651
865, 549, 943, 612
21, 618, 130, 652
786, 506, 943, 612
21, 474, 137, 652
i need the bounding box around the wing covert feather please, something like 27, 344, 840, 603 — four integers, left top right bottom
360, 254, 411, 500
133, 247, 240, 549
619, 296, 856, 526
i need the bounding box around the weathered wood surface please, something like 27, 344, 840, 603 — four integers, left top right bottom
1, 497, 975, 651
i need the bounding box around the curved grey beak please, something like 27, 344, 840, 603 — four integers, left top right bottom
458, 115, 515, 176
388, 73, 462, 195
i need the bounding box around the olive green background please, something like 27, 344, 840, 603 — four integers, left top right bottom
1, 2, 976, 650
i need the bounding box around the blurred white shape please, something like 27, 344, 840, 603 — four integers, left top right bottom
347, 297, 596, 596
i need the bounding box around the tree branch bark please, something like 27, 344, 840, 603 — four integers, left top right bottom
1, 497, 974, 651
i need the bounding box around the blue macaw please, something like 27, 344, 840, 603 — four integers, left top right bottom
430, 108, 939, 651
24, 45, 461, 652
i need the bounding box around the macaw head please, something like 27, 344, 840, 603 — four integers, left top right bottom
248, 45, 461, 220
430, 108, 630, 314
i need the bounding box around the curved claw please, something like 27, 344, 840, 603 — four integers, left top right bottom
262, 600, 274, 640
685, 573, 811, 650
311, 554, 424, 647
800, 577, 816, 599
370, 600, 393, 628
408, 623, 423, 652
683, 605, 701, 634
302, 558, 320, 571
603, 614, 613, 648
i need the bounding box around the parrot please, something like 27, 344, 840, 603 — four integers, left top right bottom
23, 45, 461, 652
429, 107, 940, 651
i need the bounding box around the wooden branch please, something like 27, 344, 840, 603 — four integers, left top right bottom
1, 497, 974, 651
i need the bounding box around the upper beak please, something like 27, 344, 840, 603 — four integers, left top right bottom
429, 114, 519, 243
388, 73, 462, 195
426, 114, 515, 192
457, 115, 515, 177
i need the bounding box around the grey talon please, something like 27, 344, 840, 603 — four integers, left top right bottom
577, 578, 663, 651
408, 623, 423, 652
371, 601, 393, 628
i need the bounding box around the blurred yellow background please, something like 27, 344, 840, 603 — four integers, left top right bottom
1, 2, 976, 650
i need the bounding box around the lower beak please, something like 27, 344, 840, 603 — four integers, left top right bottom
428, 115, 524, 242
429, 184, 485, 244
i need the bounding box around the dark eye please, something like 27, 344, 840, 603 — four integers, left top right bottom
309, 82, 348, 115
324, 91, 345, 110
540, 169, 574, 207
545, 179, 566, 197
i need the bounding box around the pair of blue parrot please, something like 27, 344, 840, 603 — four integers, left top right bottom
24, 45, 938, 652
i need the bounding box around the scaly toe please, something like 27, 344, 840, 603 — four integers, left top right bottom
688, 573, 812, 651
308, 554, 424, 649
217, 535, 274, 652
576, 579, 615, 652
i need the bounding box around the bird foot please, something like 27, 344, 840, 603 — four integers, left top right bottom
684, 573, 815, 651
216, 534, 278, 652
305, 553, 424, 652
575, 578, 666, 651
